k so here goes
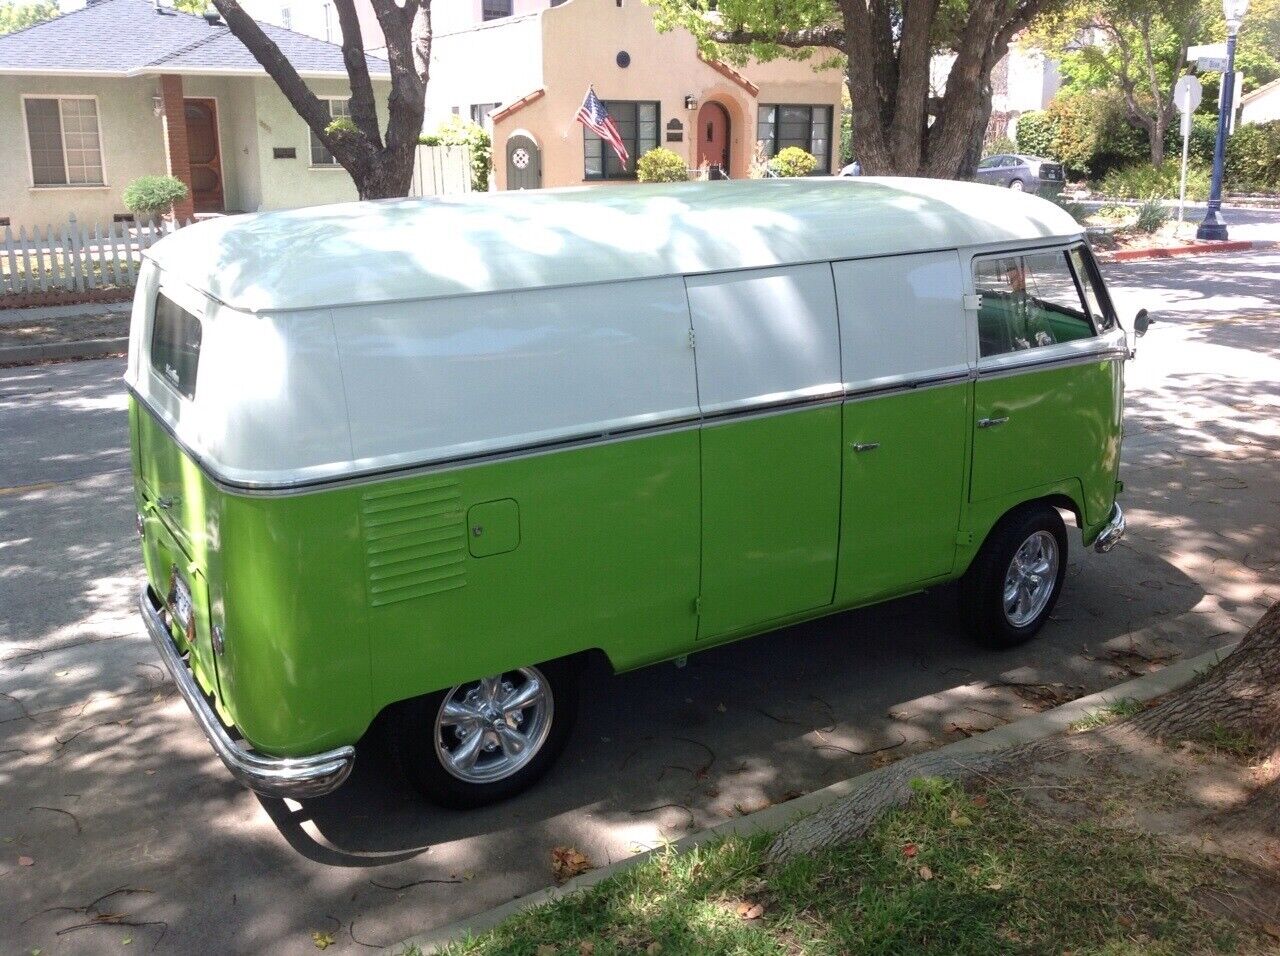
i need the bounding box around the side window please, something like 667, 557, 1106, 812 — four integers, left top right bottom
1069, 247, 1116, 331
974, 250, 1095, 358
150, 293, 202, 399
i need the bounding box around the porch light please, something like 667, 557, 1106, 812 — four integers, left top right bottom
684, 95, 697, 110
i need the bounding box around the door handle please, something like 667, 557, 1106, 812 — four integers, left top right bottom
850, 442, 880, 452
156, 495, 179, 510
977, 416, 1009, 429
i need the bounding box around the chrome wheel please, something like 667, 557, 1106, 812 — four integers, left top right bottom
1002, 530, 1059, 627
433, 667, 553, 784
1009, 178, 1025, 191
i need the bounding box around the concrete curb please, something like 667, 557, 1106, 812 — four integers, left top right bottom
0, 336, 128, 366
390, 640, 1240, 954
1097, 239, 1267, 263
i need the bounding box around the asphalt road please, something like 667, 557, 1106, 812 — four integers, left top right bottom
2, 249, 1279, 954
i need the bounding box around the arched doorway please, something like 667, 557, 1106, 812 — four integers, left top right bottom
696, 102, 730, 179
506, 134, 542, 190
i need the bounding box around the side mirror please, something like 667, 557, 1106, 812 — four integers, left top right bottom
1133, 309, 1152, 338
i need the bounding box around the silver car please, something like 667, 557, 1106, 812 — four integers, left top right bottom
974, 154, 1065, 191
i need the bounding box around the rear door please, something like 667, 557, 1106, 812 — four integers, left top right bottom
686, 265, 843, 639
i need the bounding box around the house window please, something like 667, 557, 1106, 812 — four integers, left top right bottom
583, 100, 659, 181
470, 102, 502, 127
24, 97, 104, 186
756, 104, 833, 174
482, 0, 512, 20
310, 98, 351, 166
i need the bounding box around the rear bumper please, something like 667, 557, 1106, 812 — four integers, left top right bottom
1092, 502, 1126, 553
140, 587, 355, 799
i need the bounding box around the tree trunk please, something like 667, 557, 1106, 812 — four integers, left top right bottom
768, 600, 1280, 862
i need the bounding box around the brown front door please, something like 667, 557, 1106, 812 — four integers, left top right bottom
696, 102, 730, 178
183, 98, 224, 213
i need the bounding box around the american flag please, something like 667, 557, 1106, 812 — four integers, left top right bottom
576, 87, 628, 168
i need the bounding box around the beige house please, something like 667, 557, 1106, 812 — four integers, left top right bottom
0, 0, 390, 231
424, 0, 844, 189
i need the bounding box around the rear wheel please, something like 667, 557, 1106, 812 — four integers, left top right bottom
1008, 178, 1025, 191
390, 659, 579, 808
961, 503, 1068, 648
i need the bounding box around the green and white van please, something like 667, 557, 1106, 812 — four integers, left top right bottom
129, 179, 1137, 806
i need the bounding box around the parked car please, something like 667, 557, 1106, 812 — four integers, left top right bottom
975, 153, 1066, 191
129, 179, 1140, 808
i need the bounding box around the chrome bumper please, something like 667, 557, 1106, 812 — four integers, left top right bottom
140, 588, 355, 799
1093, 502, 1126, 553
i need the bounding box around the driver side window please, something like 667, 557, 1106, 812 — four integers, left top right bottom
974, 250, 1096, 358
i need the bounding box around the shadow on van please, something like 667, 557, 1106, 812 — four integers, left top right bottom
266, 539, 1208, 866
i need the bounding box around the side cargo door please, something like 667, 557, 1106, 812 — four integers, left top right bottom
685, 264, 844, 640
832, 251, 972, 605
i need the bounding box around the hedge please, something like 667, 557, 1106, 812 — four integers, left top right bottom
1227, 119, 1280, 191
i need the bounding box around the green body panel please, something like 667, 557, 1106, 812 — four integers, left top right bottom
698, 407, 840, 639
971, 358, 1123, 527
129, 355, 1121, 759
836, 382, 971, 605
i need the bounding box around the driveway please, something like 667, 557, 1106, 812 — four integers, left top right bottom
2, 250, 1278, 954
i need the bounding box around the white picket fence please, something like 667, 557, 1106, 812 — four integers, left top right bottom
1, 214, 191, 296
409, 144, 474, 197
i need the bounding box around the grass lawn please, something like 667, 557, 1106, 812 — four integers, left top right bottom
418, 779, 1244, 956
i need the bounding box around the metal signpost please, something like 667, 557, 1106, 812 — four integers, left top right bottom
1174, 75, 1203, 223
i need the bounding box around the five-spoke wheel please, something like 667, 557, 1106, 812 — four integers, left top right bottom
391, 658, 579, 807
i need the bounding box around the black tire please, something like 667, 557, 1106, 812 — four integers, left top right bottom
389, 658, 580, 808
961, 503, 1068, 649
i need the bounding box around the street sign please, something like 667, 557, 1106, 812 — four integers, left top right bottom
1174, 75, 1203, 114
1188, 42, 1227, 60
1174, 75, 1204, 225
1198, 56, 1230, 72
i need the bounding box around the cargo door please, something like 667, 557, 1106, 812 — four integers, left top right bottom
686, 264, 843, 640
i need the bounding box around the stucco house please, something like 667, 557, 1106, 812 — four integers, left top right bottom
1240, 77, 1280, 126
423, 0, 844, 189
0, 0, 390, 231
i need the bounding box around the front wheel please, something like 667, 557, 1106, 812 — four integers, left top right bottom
961, 503, 1068, 649
390, 659, 579, 808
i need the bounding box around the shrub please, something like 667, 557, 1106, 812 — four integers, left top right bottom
1163, 113, 1218, 168
1098, 159, 1211, 201
770, 146, 818, 177
122, 175, 189, 218
636, 147, 689, 183
421, 117, 491, 192
1227, 119, 1280, 191
985, 134, 1017, 155
1016, 110, 1056, 159
1133, 196, 1170, 233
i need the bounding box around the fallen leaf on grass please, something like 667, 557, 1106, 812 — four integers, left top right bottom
736, 901, 765, 920
949, 809, 972, 826
18, 855, 33, 866
902, 843, 918, 859
311, 931, 335, 949
646, 944, 663, 954
551, 846, 592, 884
971, 795, 989, 809
919, 866, 934, 881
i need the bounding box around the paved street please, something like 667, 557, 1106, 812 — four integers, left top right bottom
2, 249, 1279, 954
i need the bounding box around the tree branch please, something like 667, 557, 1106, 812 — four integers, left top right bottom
333, 0, 382, 148
707, 24, 845, 49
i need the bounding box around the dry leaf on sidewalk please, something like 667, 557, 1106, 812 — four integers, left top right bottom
551, 846, 592, 884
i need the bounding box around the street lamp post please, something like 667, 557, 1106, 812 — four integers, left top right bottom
1197, 0, 1250, 240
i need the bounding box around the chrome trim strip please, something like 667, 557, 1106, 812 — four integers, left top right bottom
140, 587, 355, 798
976, 347, 1127, 380
128, 348, 1116, 498
1092, 502, 1126, 554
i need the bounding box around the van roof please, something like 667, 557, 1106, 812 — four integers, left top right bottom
145, 177, 1083, 314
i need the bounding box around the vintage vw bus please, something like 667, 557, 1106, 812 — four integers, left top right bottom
128, 178, 1136, 806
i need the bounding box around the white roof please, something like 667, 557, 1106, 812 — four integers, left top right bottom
145, 177, 1083, 314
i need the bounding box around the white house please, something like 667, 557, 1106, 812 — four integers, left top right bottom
1240, 77, 1280, 125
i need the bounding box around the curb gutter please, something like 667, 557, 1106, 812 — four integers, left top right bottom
1097, 239, 1264, 263
390, 640, 1240, 955
0, 336, 127, 366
